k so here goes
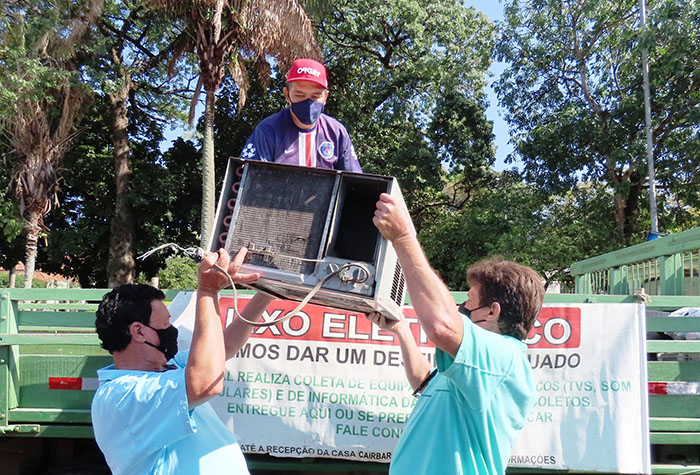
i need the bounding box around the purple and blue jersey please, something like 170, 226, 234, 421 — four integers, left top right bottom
240, 109, 362, 172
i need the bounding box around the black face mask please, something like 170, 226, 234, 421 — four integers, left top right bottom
144, 324, 179, 361
457, 302, 489, 324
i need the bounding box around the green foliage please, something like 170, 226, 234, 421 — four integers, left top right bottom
0, 0, 96, 143
214, 73, 288, 177
0, 0, 100, 288
156, 256, 199, 290
7, 0, 698, 292
0, 197, 25, 270
496, 0, 700, 243
421, 171, 619, 290
0, 272, 47, 288
37, 97, 201, 287
0, 164, 23, 244
0, 200, 22, 241
315, 0, 495, 231
0, 0, 84, 110
2, 142, 38, 270
84, 0, 192, 123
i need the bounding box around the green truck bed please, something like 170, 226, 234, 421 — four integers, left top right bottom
2, 289, 700, 474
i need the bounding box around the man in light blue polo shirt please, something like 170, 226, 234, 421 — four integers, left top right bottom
91, 249, 273, 474
370, 193, 544, 474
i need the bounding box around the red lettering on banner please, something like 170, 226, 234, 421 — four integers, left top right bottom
221, 299, 582, 349
219, 298, 434, 348
525, 307, 581, 349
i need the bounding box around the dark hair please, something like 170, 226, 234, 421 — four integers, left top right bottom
467, 258, 544, 340
95, 284, 165, 354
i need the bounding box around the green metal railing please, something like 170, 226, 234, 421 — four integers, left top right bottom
571, 227, 700, 296
569, 227, 700, 473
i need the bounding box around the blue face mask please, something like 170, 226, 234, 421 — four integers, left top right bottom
290, 98, 324, 125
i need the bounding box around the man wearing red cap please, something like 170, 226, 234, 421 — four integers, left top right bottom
240, 58, 362, 171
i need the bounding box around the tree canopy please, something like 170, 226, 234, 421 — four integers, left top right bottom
0, 0, 102, 286
314, 0, 495, 229
496, 0, 700, 243
1, 0, 699, 290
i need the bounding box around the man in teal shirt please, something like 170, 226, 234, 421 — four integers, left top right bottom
370, 193, 544, 474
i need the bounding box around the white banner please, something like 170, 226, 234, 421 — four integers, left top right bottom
171, 294, 650, 473
509, 303, 650, 474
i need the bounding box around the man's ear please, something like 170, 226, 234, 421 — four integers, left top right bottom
488, 301, 501, 321
129, 322, 147, 343
321, 89, 329, 105
283, 86, 290, 105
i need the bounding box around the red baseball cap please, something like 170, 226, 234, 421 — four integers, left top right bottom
286, 58, 328, 89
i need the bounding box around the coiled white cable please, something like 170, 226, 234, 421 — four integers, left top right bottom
217, 262, 364, 327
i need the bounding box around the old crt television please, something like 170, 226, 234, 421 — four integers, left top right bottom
208, 158, 407, 320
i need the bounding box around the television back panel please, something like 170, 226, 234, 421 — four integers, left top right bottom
209, 158, 407, 320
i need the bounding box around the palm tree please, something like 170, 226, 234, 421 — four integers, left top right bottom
152, 0, 320, 247
0, 0, 103, 287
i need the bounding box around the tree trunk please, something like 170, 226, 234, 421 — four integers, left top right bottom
624, 176, 642, 244
612, 177, 643, 245
8, 265, 16, 288
23, 209, 40, 288
613, 193, 626, 241
106, 79, 135, 287
200, 88, 217, 249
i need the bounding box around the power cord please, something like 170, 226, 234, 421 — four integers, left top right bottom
137, 243, 205, 262
219, 261, 364, 327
